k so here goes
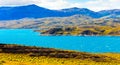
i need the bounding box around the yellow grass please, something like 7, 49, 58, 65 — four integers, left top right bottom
0, 53, 120, 65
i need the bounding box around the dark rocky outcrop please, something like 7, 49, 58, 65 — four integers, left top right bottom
81, 30, 99, 35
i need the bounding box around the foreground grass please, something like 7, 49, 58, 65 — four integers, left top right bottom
0, 53, 120, 65
0, 44, 120, 65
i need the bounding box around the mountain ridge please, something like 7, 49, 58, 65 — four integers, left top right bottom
0, 4, 120, 20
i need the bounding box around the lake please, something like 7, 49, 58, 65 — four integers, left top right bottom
0, 29, 120, 53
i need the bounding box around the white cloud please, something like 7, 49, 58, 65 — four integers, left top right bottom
0, 0, 71, 9
0, 0, 34, 6
34, 0, 70, 10
72, 0, 120, 11
0, 0, 120, 11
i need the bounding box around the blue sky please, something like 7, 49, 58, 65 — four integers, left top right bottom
0, 0, 120, 11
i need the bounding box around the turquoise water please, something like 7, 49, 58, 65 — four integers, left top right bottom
0, 29, 120, 53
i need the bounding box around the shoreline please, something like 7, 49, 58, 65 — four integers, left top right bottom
39, 34, 120, 36
0, 43, 120, 65
1, 43, 120, 54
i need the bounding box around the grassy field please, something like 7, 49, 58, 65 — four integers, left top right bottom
0, 53, 120, 65
0, 44, 120, 65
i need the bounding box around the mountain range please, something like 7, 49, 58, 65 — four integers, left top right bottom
0, 4, 120, 20
0, 14, 119, 29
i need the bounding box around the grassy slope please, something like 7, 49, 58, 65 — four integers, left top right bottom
0, 44, 120, 65
38, 26, 120, 36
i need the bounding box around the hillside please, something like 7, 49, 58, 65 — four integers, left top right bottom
0, 15, 120, 29
38, 26, 120, 36
0, 44, 120, 65
0, 4, 120, 20
0, 4, 120, 35
0, 43, 111, 61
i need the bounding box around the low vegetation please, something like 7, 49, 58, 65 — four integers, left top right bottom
0, 44, 120, 65
0, 15, 120, 29
37, 26, 120, 36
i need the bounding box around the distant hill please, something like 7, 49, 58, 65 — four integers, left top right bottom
0, 15, 120, 29
0, 4, 57, 20
0, 4, 120, 20
98, 9, 120, 16
59, 7, 101, 18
